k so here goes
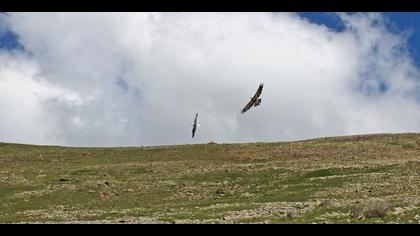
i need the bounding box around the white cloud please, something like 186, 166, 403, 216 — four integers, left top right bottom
0, 51, 80, 144
1, 12, 420, 146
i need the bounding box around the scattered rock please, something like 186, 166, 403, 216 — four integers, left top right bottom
350, 199, 390, 219
404, 197, 420, 206
393, 207, 405, 215
319, 199, 334, 208
392, 205, 418, 216
350, 206, 364, 219
98, 192, 110, 199
59, 178, 67, 182
242, 192, 254, 198
287, 212, 297, 219
364, 208, 388, 219
216, 188, 225, 195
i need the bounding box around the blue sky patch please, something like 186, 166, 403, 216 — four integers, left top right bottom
299, 12, 346, 32
0, 30, 23, 51
300, 12, 420, 66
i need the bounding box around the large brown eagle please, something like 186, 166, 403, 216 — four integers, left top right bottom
191, 113, 199, 138
241, 83, 264, 114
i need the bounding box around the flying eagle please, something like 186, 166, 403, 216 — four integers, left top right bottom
241, 83, 264, 114
191, 113, 199, 138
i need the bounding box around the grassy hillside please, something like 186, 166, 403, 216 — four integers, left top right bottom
0, 133, 419, 224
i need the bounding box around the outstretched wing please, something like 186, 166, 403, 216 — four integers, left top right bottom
194, 113, 198, 125
241, 83, 263, 114
241, 99, 255, 114
192, 126, 196, 138
254, 83, 263, 99
192, 113, 198, 138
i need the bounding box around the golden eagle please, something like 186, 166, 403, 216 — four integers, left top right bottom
191, 113, 199, 138
241, 83, 264, 114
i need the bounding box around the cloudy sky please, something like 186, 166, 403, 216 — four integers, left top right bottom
1, 12, 420, 147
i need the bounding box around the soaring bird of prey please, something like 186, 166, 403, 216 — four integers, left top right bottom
191, 113, 200, 138
241, 83, 264, 114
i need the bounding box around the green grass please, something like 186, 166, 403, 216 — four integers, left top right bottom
0, 133, 419, 223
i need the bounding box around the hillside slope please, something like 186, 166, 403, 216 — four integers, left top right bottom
0, 133, 419, 223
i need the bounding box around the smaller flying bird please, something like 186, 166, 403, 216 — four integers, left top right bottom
191, 113, 200, 138
241, 83, 264, 114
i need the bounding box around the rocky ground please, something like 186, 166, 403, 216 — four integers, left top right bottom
0, 133, 419, 223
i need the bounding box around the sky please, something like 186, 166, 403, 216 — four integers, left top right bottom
2, 12, 420, 147
300, 12, 420, 65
